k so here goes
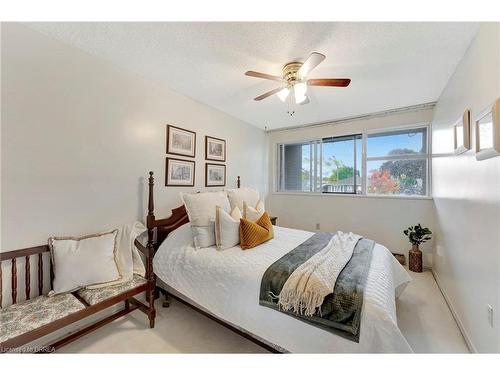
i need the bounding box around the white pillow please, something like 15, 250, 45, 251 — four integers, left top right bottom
243, 200, 265, 222
182, 191, 231, 248
86, 221, 146, 289
215, 206, 242, 250
191, 223, 216, 249
49, 230, 120, 295
227, 187, 260, 211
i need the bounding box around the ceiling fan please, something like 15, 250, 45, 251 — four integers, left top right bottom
245, 52, 351, 107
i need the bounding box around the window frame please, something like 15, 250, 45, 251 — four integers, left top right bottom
275, 123, 432, 198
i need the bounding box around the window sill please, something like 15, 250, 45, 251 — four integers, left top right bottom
272, 191, 433, 201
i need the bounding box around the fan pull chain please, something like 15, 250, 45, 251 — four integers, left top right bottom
287, 93, 295, 116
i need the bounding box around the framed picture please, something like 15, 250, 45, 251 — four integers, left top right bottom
166, 124, 196, 158
453, 109, 471, 155
475, 98, 500, 161
205, 163, 226, 187
166, 157, 195, 186
205, 136, 226, 162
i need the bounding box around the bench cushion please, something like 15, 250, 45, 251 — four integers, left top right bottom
0, 294, 85, 343
77, 274, 148, 305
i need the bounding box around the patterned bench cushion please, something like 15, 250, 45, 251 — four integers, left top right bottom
77, 274, 147, 305
0, 294, 85, 343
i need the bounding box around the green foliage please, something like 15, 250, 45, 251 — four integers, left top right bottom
380, 148, 425, 195
327, 165, 355, 182
380, 149, 423, 178
324, 157, 356, 183
403, 224, 432, 246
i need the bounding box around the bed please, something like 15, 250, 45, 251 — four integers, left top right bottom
143, 172, 413, 353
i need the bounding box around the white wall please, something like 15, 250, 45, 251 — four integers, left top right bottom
1, 23, 267, 253
431, 23, 500, 353
267, 107, 436, 264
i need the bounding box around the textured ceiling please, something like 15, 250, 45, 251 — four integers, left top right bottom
26, 22, 479, 130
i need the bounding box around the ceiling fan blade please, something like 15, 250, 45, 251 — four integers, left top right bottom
254, 87, 285, 101
307, 78, 351, 87
297, 52, 326, 78
245, 71, 284, 82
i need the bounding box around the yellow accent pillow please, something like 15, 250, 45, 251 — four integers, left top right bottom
239, 211, 274, 250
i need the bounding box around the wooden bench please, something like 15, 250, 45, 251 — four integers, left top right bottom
0, 240, 156, 353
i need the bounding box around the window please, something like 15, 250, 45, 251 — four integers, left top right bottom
279, 142, 317, 191
321, 135, 362, 194
366, 127, 428, 196
277, 125, 430, 197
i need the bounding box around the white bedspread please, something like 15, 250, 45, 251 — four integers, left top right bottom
153, 224, 412, 353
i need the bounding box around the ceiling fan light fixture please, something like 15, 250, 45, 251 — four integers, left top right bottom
295, 94, 307, 104
277, 87, 290, 102
246, 51, 351, 110
294, 82, 307, 104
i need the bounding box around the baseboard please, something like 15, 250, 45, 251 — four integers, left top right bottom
431, 269, 477, 353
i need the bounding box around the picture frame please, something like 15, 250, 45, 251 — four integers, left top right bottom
166, 124, 196, 158
165, 157, 195, 187
205, 163, 226, 187
205, 136, 226, 162
453, 109, 471, 155
475, 98, 500, 161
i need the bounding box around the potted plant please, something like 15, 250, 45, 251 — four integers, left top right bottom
403, 224, 432, 272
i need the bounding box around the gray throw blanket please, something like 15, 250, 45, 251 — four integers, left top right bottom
259, 233, 375, 342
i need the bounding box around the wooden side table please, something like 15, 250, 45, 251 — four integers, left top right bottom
392, 253, 406, 266
270, 216, 278, 225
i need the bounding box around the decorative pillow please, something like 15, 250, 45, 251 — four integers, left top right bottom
48, 230, 120, 295
191, 223, 216, 249
182, 191, 231, 248
215, 205, 242, 250
86, 221, 146, 289
243, 200, 265, 222
239, 212, 274, 250
227, 187, 260, 211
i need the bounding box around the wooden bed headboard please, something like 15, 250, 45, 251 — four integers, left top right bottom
144, 171, 240, 251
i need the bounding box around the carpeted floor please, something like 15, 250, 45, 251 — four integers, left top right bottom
58, 268, 469, 353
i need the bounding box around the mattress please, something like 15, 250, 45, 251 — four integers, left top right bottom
153, 224, 413, 353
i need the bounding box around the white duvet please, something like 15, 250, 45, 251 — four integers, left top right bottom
154, 224, 413, 353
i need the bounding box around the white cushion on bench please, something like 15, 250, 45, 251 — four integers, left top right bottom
49, 230, 121, 294
0, 294, 85, 343
77, 274, 148, 306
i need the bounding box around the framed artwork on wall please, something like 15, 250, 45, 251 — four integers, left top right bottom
454, 109, 471, 155
475, 98, 500, 161
205, 136, 226, 162
166, 157, 195, 186
166, 124, 196, 158
205, 163, 226, 187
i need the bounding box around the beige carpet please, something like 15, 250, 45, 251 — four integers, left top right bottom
396, 269, 469, 353
58, 269, 469, 353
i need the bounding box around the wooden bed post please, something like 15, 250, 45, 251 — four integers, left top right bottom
144, 170, 190, 309
237, 175, 241, 188
146, 171, 156, 328
147, 171, 156, 246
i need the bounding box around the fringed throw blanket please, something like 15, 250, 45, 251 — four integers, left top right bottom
259, 232, 375, 342
277, 232, 361, 316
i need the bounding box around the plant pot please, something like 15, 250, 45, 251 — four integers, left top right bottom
409, 244, 423, 273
